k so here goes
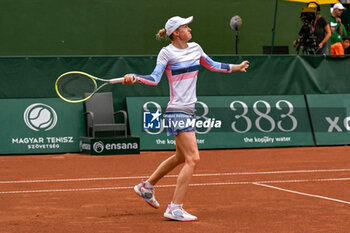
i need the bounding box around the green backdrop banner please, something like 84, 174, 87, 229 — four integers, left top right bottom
0, 98, 85, 154
307, 94, 350, 145
1, 55, 350, 114
127, 95, 314, 150
2, 94, 349, 154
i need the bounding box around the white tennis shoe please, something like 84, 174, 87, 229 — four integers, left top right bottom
134, 181, 159, 209
163, 204, 198, 221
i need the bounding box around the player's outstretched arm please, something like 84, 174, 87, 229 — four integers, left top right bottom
122, 63, 165, 85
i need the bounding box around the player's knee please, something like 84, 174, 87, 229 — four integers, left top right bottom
193, 156, 200, 167
187, 153, 200, 167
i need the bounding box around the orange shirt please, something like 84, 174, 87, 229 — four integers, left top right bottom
331, 42, 345, 55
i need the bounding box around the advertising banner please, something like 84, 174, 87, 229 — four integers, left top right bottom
0, 98, 85, 154
80, 136, 140, 155
127, 95, 314, 150
306, 94, 350, 145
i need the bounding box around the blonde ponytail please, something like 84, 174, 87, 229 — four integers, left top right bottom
156, 28, 167, 40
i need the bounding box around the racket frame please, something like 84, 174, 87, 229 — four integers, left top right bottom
55, 71, 123, 103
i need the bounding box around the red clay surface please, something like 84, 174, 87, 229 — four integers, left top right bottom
0, 146, 349, 233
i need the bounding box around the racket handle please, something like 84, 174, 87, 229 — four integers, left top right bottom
109, 75, 136, 84
109, 77, 124, 84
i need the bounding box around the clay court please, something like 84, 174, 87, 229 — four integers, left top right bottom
0, 146, 349, 233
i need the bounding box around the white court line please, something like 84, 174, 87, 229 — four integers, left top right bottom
0, 168, 349, 184
1, 177, 350, 194
254, 182, 350, 205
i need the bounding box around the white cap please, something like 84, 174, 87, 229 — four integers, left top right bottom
330, 22, 338, 27
165, 16, 193, 36
333, 3, 346, 10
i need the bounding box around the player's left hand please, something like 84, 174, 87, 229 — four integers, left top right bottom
239, 61, 250, 72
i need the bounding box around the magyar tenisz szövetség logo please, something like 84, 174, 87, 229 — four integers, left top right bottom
23, 103, 58, 131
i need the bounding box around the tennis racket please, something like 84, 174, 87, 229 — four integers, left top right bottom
55, 71, 128, 103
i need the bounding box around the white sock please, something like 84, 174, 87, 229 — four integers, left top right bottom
144, 181, 154, 189
170, 202, 183, 209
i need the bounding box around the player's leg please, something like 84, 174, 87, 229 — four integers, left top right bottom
172, 130, 199, 203
134, 144, 185, 209
147, 147, 185, 185
164, 130, 199, 221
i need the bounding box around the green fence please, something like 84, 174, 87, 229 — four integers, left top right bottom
1, 55, 350, 153
1, 55, 350, 111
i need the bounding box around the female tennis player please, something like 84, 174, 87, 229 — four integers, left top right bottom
123, 16, 249, 221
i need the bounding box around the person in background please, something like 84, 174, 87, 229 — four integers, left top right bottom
308, 3, 331, 54
331, 35, 350, 55
330, 3, 347, 45
330, 22, 338, 35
